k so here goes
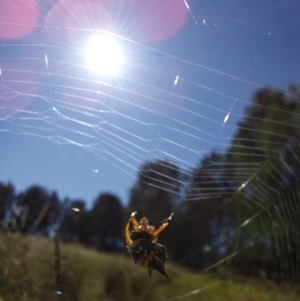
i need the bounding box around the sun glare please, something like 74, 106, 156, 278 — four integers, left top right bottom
85, 35, 123, 75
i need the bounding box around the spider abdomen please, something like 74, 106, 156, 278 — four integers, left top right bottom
130, 230, 152, 242
127, 239, 168, 278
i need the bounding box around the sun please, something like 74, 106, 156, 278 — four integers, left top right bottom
85, 34, 123, 75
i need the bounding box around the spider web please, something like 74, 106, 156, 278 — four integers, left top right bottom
1, 0, 300, 298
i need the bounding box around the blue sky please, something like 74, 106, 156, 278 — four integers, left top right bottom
1, 0, 300, 207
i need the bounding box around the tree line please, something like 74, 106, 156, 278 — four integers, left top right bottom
1, 85, 300, 281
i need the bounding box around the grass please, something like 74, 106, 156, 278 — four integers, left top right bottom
0, 234, 298, 301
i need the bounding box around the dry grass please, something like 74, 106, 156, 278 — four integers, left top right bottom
0, 234, 298, 301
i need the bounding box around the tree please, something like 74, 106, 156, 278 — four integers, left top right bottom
0, 182, 15, 230
223, 85, 300, 279
16, 185, 60, 235
169, 152, 232, 269
90, 193, 124, 251
128, 159, 184, 224
59, 199, 92, 245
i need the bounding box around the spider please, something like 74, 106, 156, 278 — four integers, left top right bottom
125, 211, 173, 278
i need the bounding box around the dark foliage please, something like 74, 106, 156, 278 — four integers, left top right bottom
16, 186, 61, 235
59, 199, 93, 246
90, 193, 124, 251
0, 182, 15, 228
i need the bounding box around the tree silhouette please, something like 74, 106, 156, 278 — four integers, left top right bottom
224, 85, 300, 279
90, 193, 124, 251
16, 185, 60, 235
0, 182, 15, 230
128, 159, 184, 223
59, 199, 92, 245
169, 152, 231, 269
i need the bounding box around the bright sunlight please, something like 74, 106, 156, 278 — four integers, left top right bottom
85, 34, 123, 75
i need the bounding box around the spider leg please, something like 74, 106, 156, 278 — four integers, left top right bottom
125, 220, 133, 245
129, 211, 141, 231
152, 213, 174, 240
125, 212, 137, 245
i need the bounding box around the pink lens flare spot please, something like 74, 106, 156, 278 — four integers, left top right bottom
0, 0, 39, 39
126, 0, 189, 43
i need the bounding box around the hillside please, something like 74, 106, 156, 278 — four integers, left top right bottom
0, 234, 298, 301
